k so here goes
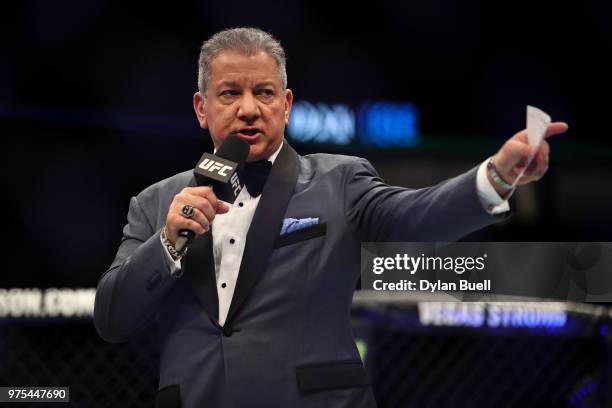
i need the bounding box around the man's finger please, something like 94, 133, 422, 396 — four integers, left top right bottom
185, 207, 212, 232
185, 186, 215, 197
544, 122, 569, 138
179, 194, 215, 218
524, 157, 540, 175
512, 122, 567, 143
217, 201, 230, 214
538, 140, 550, 157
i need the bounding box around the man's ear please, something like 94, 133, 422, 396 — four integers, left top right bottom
193, 91, 208, 129
284, 89, 293, 126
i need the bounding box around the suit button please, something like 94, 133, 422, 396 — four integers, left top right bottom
223, 326, 234, 337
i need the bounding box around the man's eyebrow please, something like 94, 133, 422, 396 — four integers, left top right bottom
215, 80, 277, 90
254, 81, 276, 87
216, 80, 241, 89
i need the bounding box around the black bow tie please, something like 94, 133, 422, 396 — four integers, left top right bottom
239, 160, 272, 197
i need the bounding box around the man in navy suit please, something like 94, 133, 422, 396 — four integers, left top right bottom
93, 27, 568, 407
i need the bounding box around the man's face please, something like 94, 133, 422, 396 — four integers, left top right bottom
193, 50, 293, 162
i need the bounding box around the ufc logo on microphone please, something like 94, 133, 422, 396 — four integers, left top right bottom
230, 172, 241, 196
198, 159, 234, 177
194, 152, 239, 184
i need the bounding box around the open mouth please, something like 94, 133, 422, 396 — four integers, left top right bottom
236, 128, 262, 139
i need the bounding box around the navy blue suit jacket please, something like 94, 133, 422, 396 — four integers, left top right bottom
94, 142, 501, 407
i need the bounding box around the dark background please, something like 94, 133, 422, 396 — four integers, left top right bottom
1, 0, 611, 288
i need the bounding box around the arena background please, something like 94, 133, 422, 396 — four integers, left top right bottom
1, 1, 612, 407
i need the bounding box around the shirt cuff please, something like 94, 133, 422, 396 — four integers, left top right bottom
476, 159, 511, 215
159, 230, 183, 277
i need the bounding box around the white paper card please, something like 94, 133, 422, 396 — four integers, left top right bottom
512, 105, 551, 188
527, 105, 551, 147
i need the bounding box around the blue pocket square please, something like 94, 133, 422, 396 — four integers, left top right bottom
281, 217, 319, 235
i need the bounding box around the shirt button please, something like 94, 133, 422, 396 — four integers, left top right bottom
221, 283, 227, 288
230, 238, 235, 244
238, 202, 244, 207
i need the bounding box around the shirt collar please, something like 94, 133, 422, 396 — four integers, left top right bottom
266, 141, 283, 164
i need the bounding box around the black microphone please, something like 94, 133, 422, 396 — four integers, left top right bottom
175, 134, 250, 254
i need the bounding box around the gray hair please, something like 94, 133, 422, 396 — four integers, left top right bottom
197, 27, 287, 95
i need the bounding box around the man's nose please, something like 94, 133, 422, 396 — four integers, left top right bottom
237, 92, 260, 122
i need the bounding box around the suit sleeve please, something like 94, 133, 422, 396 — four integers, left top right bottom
344, 158, 503, 242
94, 194, 178, 343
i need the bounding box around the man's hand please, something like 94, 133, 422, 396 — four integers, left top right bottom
165, 186, 230, 245
489, 122, 569, 197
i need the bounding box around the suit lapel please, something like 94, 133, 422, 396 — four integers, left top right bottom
225, 141, 300, 326
182, 176, 219, 325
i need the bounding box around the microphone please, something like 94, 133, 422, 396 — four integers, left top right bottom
175, 134, 250, 254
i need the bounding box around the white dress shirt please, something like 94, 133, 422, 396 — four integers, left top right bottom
163, 143, 282, 326
162, 149, 509, 326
